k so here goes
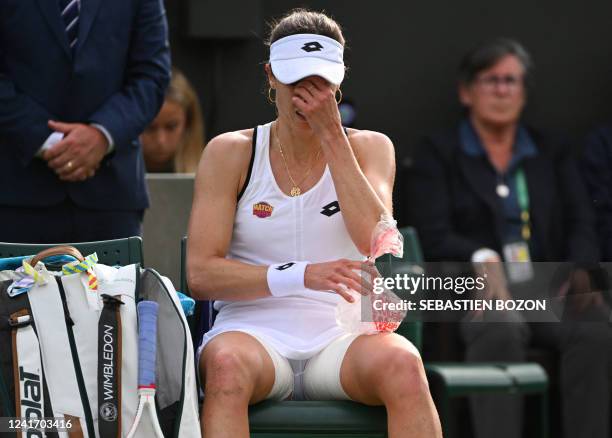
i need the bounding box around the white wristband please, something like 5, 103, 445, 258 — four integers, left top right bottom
267, 261, 309, 297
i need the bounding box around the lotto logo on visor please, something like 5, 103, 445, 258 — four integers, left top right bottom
270, 33, 345, 85
253, 201, 274, 218
301, 41, 323, 52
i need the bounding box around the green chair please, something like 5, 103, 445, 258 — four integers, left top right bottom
0, 236, 144, 266
397, 227, 549, 438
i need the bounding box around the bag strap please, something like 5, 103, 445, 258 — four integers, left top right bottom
0, 364, 12, 417
10, 309, 47, 436
29, 246, 84, 267
97, 294, 124, 438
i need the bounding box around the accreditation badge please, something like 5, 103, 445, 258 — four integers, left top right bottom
502, 241, 534, 283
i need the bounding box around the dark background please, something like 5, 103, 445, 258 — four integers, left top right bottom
165, 0, 612, 166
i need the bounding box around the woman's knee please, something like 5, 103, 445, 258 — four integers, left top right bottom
202, 346, 263, 399
369, 341, 429, 403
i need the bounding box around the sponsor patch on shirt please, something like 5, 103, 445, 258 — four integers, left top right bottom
253, 201, 274, 218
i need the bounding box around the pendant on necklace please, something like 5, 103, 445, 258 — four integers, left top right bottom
290, 186, 301, 197
496, 183, 510, 198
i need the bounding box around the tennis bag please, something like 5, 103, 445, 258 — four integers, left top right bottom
0, 247, 199, 438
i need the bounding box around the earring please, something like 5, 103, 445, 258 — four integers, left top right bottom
335, 88, 343, 104
267, 87, 276, 104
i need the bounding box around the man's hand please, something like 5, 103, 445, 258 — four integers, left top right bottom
43, 120, 108, 182
478, 261, 512, 301
560, 268, 606, 314
470, 255, 512, 319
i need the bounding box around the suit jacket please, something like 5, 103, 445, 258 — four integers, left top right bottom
399, 125, 599, 263
582, 124, 612, 260
0, 0, 171, 210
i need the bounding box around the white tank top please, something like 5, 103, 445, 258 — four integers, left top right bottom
201, 122, 364, 360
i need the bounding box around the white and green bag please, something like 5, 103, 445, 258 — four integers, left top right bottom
0, 246, 199, 438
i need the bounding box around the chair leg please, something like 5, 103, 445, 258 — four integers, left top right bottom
539, 391, 549, 438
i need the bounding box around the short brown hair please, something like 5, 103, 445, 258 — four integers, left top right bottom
267, 9, 345, 47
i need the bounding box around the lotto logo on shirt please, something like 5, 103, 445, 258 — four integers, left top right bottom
253, 201, 274, 218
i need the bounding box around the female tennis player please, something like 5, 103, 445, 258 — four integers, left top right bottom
187, 9, 442, 438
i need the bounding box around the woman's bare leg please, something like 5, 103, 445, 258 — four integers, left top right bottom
199, 332, 276, 438
340, 333, 442, 438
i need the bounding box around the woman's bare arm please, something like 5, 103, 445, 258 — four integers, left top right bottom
186, 130, 270, 301
293, 77, 395, 255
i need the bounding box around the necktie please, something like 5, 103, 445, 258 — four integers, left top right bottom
59, 0, 80, 51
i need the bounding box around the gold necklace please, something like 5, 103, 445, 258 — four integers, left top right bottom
275, 122, 322, 197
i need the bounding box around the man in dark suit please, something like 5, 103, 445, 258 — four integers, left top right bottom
0, 0, 171, 243
400, 39, 611, 438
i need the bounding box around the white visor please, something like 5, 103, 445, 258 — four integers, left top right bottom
269, 33, 345, 85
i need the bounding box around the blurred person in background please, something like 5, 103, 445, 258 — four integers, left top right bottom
0, 0, 170, 243
582, 124, 612, 261
141, 67, 205, 173
403, 38, 611, 438
187, 9, 442, 438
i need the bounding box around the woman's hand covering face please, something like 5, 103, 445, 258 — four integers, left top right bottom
292, 76, 343, 140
